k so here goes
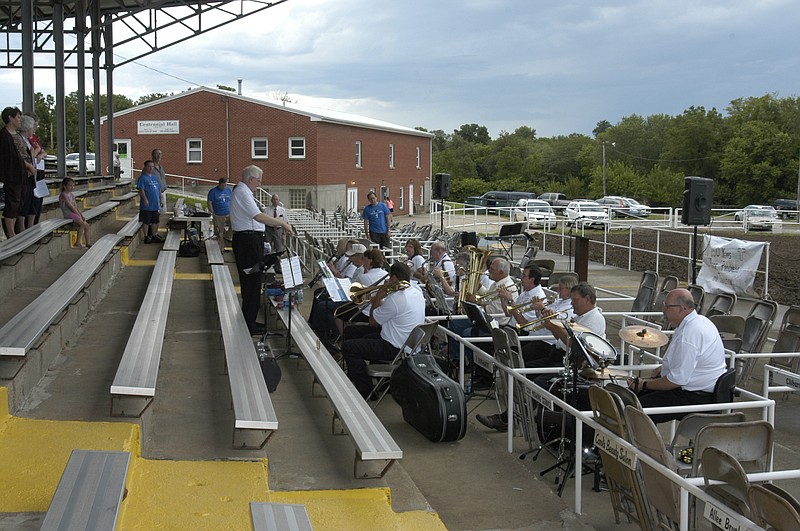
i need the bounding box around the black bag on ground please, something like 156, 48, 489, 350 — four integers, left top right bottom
255, 341, 281, 393
390, 353, 466, 442
178, 226, 201, 257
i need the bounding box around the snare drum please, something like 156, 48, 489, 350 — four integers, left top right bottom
575, 332, 617, 367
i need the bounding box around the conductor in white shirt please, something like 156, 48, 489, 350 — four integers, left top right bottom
230, 165, 293, 335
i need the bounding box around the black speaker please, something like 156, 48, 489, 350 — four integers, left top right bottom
434, 173, 451, 200
681, 176, 713, 226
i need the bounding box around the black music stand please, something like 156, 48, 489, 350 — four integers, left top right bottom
485, 222, 525, 259
539, 324, 598, 497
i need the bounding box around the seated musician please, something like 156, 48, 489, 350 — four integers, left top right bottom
626, 288, 726, 423
434, 252, 468, 297
429, 241, 457, 283
341, 262, 426, 398
499, 265, 546, 328
476, 276, 578, 431
308, 243, 366, 342
521, 281, 605, 370
448, 256, 518, 389
334, 249, 388, 337
332, 238, 357, 275
405, 239, 427, 281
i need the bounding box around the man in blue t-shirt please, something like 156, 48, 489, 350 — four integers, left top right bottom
137, 160, 163, 244
207, 177, 232, 251
361, 191, 392, 248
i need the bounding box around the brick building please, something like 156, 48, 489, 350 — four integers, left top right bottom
99, 86, 433, 213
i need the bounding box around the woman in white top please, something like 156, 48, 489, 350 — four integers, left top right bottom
406, 239, 427, 277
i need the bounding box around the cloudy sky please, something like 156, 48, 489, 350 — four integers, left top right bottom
1, 0, 798, 138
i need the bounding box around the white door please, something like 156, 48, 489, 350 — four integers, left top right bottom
347, 188, 358, 213
409, 183, 414, 215
114, 139, 133, 178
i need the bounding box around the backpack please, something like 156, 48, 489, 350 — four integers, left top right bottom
178, 226, 202, 257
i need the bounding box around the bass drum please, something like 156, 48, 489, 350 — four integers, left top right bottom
536, 377, 596, 447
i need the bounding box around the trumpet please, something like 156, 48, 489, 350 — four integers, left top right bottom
333, 278, 408, 318
506, 296, 554, 313
515, 311, 565, 331
473, 282, 521, 304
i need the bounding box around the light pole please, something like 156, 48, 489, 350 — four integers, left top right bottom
601, 141, 615, 197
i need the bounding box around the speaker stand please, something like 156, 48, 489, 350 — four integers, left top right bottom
691, 225, 698, 284
439, 198, 445, 235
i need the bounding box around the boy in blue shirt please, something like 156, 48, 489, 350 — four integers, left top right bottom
362, 191, 392, 248
207, 177, 232, 251
137, 160, 163, 243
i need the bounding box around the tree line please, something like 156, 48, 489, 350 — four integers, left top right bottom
32, 88, 800, 208
424, 93, 800, 207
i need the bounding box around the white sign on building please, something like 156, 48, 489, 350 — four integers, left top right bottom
137, 120, 180, 135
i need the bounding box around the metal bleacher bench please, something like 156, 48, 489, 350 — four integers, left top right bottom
41, 449, 130, 531
269, 299, 402, 478
82, 201, 117, 221
0, 218, 71, 262
111, 191, 138, 202
250, 502, 313, 531
205, 239, 224, 265
0, 234, 124, 361
110, 250, 176, 417
163, 229, 182, 252
211, 264, 277, 449
117, 217, 143, 238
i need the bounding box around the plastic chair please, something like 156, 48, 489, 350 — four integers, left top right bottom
631, 270, 658, 314
710, 315, 746, 353
701, 447, 751, 520
668, 411, 746, 477
688, 284, 705, 313
604, 382, 642, 412
704, 292, 737, 318
365, 322, 439, 408
547, 271, 579, 290
748, 484, 800, 530
713, 368, 737, 404
768, 305, 800, 376
588, 386, 651, 526
623, 406, 681, 530
691, 420, 774, 478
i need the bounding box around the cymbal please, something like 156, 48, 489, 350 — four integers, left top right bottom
551, 319, 593, 334
619, 325, 669, 348
580, 366, 628, 380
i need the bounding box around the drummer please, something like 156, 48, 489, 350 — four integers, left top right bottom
521, 281, 605, 370
626, 288, 726, 423
477, 280, 601, 432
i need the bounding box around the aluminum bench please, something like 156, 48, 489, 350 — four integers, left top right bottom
205, 239, 224, 265
250, 502, 312, 531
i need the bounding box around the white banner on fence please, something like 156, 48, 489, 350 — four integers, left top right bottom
696, 235, 765, 296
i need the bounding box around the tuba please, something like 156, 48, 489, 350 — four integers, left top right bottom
456, 247, 491, 313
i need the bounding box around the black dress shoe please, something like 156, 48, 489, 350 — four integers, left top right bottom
476, 413, 508, 432
249, 326, 267, 336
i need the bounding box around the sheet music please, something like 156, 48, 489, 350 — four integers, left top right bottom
280, 256, 304, 289
317, 259, 335, 279
324, 277, 351, 302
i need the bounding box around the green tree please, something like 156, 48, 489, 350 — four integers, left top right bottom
660, 106, 724, 179
136, 93, 172, 105
454, 123, 490, 145
720, 120, 794, 204
644, 165, 685, 207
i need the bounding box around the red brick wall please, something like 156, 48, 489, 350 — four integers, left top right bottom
100, 89, 431, 206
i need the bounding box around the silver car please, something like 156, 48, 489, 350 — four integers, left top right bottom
512, 199, 558, 229
734, 205, 781, 231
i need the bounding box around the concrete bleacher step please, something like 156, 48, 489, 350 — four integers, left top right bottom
0, 386, 446, 530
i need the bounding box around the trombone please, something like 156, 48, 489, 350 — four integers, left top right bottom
515, 310, 566, 332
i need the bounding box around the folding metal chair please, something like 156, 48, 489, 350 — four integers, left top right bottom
748, 484, 800, 530
704, 292, 737, 318
631, 270, 658, 314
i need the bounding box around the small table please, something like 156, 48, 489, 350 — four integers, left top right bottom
170, 214, 214, 240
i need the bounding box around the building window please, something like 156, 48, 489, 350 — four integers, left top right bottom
252, 138, 268, 159
416, 146, 421, 169
289, 189, 305, 208
289, 137, 306, 159
399, 186, 404, 210
355, 141, 362, 168
186, 138, 202, 163
389, 144, 395, 168
420, 183, 424, 206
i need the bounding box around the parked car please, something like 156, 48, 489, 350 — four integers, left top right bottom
564, 200, 609, 228
538, 192, 571, 209
595, 196, 651, 218
772, 198, 798, 219
464, 190, 537, 214
734, 205, 781, 231
65, 152, 96, 173
512, 198, 557, 229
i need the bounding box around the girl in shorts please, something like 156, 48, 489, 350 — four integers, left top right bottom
59, 178, 91, 248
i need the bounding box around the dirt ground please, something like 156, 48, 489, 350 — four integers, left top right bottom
540, 228, 800, 307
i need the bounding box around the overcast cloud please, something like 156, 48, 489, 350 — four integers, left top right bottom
1, 0, 798, 138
